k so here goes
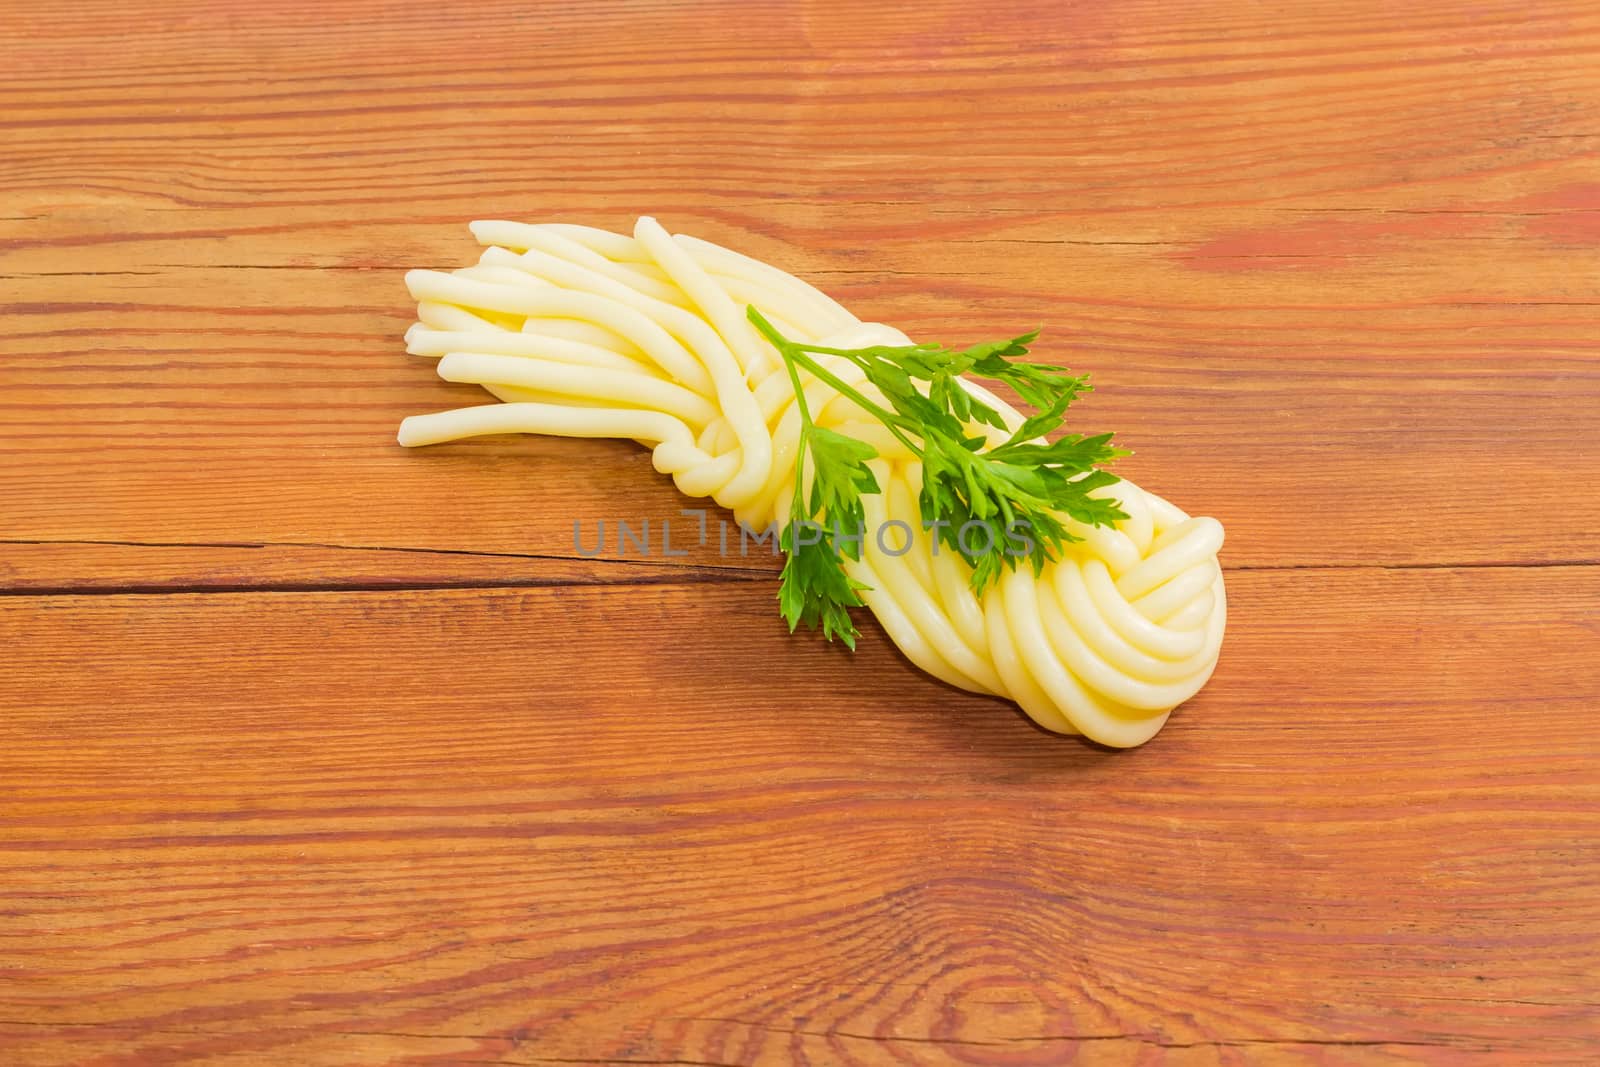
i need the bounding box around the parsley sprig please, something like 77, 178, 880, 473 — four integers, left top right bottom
749, 306, 1128, 648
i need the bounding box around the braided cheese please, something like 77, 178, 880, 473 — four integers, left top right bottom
398, 217, 1225, 746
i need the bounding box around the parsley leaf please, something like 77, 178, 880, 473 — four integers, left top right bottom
750, 306, 1126, 646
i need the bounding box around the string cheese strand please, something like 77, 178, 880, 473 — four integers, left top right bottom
398, 217, 1226, 747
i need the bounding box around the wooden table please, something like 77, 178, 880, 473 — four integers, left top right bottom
4, 2, 1598, 1063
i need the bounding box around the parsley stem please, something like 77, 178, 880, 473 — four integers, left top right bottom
785, 349, 926, 459
766, 317, 820, 535
770, 318, 817, 434
747, 307, 925, 461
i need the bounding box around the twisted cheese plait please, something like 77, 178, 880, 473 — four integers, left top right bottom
398, 217, 1226, 747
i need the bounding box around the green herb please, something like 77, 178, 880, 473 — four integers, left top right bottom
750, 306, 1127, 648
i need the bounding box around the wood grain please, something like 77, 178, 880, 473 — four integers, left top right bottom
2, 0, 1598, 1063
2, 571, 1598, 1065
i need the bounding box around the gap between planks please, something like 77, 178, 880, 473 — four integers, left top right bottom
0, 536, 1595, 598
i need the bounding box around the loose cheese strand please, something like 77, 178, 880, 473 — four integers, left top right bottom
397, 218, 1226, 746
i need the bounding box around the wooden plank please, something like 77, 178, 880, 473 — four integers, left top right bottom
3, 0, 1599, 582
2, 569, 1597, 1063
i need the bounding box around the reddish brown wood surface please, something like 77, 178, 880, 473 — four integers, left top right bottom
2, 1, 1598, 1064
